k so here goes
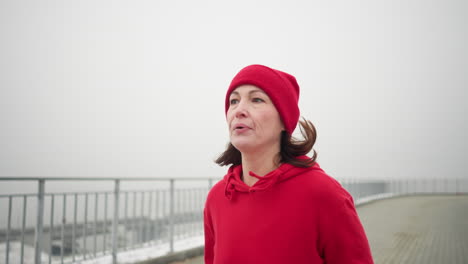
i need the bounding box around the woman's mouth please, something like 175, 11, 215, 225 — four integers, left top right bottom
235, 127, 249, 133
233, 123, 251, 134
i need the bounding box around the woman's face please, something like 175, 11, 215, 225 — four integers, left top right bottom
227, 85, 284, 154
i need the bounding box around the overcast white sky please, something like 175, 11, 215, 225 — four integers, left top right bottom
0, 0, 467, 184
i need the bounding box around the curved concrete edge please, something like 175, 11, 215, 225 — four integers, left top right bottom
355, 192, 399, 207
354, 192, 468, 207
135, 246, 204, 264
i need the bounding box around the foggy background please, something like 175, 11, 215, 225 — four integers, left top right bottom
1, 0, 467, 194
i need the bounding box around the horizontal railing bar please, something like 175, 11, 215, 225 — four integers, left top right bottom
0, 193, 37, 198
0, 177, 217, 181
0, 192, 112, 198
0, 188, 211, 198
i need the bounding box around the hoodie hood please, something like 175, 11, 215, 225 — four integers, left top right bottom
224, 156, 321, 200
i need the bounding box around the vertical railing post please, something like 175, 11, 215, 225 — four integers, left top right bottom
123, 192, 128, 250
132, 192, 137, 247
140, 192, 145, 243
35, 179, 45, 264
169, 179, 175, 253
6, 196, 12, 264
148, 191, 153, 242
94, 193, 98, 258
21, 195, 27, 264
49, 195, 54, 264
112, 180, 120, 264
72, 194, 77, 262
61, 194, 66, 264
104, 193, 109, 252
83, 193, 88, 259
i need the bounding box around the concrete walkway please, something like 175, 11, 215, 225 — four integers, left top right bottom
169, 195, 468, 264
360, 195, 468, 264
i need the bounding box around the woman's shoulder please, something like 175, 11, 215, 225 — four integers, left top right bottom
288, 163, 353, 205
205, 177, 227, 203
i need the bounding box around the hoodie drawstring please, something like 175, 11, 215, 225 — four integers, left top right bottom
224, 166, 284, 200
224, 172, 238, 201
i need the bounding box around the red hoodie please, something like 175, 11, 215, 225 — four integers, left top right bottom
204, 160, 374, 264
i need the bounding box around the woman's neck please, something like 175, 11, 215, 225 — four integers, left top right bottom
241, 149, 281, 187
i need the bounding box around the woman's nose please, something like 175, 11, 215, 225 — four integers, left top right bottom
234, 101, 248, 118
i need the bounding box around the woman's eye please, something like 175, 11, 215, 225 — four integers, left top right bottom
252, 98, 265, 103
230, 99, 239, 105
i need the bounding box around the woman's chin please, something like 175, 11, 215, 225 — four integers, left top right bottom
231, 140, 257, 153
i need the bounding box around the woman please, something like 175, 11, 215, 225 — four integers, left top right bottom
204, 64, 373, 264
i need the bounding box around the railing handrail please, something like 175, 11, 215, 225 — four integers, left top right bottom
0, 176, 217, 181
0, 187, 211, 198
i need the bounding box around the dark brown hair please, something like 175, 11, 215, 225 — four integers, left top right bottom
215, 118, 317, 168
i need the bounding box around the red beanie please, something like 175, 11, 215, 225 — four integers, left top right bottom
225, 64, 300, 134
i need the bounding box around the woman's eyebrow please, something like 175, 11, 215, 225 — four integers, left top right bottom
249, 89, 266, 95
230, 89, 267, 96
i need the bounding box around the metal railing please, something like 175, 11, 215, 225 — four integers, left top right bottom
0, 177, 214, 264
0, 177, 467, 264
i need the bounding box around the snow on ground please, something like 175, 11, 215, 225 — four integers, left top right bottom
1, 235, 204, 264
0, 241, 49, 264
80, 235, 204, 264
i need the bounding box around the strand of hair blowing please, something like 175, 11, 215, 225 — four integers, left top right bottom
279, 118, 317, 168
215, 118, 317, 168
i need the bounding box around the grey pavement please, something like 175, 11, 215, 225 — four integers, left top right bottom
359, 195, 468, 264
169, 195, 468, 264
